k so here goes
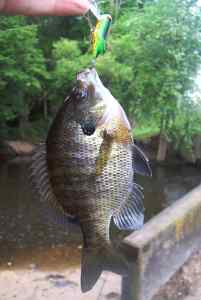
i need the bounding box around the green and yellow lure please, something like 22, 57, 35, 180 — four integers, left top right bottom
91, 14, 112, 58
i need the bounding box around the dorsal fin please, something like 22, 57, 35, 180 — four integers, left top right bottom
29, 143, 72, 227
113, 183, 144, 231
133, 144, 152, 177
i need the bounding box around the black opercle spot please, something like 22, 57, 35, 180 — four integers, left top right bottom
81, 120, 96, 136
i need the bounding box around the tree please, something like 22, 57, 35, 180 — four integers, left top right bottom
50, 38, 91, 103
97, 0, 201, 158
0, 16, 49, 138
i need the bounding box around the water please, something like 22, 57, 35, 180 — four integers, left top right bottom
0, 158, 200, 271
141, 164, 201, 221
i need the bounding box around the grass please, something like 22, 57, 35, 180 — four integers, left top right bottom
133, 124, 160, 140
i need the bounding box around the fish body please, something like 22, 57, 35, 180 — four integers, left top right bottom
91, 14, 112, 58
30, 68, 151, 292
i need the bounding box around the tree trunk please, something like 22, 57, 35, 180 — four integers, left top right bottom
19, 104, 30, 139
111, 0, 120, 20
43, 98, 48, 120
156, 134, 168, 162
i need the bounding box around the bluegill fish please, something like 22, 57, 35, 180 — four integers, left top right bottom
30, 68, 151, 292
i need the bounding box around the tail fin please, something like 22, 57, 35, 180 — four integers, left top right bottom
81, 245, 129, 293
81, 247, 102, 293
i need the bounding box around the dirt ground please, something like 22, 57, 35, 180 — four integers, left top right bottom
1, 249, 201, 300
0, 270, 122, 300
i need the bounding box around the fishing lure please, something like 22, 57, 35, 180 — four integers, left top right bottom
91, 14, 112, 58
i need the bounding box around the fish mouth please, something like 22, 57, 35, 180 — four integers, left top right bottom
72, 69, 91, 100
76, 68, 97, 89
75, 78, 89, 100
77, 68, 96, 80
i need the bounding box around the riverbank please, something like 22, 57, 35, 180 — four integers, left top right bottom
1, 137, 201, 167
0, 140, 35, 162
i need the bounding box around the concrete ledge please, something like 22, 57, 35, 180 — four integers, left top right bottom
123, 184, 201, 300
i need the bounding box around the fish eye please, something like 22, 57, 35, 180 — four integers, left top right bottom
72, 85, 88, 101
80, 89, 88, 100
78, 88, 88, 101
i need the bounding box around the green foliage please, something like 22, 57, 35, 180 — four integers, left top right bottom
167, 97, 201, 150
96, 53, 133, 109
133, 124, 160, 140
50, 39, 91, 102
104, 0, 201, 149
0, 16, 48, 138
0, 0, 201, 152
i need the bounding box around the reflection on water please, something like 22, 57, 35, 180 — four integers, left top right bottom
142, 164, 201, 221
0, 159, 200, 271
0, 158, 82, 270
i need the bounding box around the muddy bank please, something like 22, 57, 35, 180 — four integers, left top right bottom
0, 141, 35, 162
137, 134, 201, 167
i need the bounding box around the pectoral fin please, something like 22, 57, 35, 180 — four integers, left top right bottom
133, 144, 152, 177
113, 183, 144, 231
95, 129, 113, 176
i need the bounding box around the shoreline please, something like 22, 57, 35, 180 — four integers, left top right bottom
1, 139, 201, 167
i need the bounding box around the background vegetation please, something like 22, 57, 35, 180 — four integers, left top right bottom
0, 0, 201, 155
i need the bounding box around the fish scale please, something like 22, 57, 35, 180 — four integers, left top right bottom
30, 68, 152, 293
